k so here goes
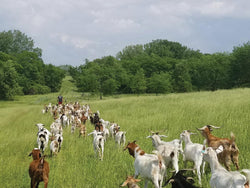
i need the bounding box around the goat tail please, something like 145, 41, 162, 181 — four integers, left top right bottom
230, 132, 236, 142
152, 150, 165, 170
38, 156, 45, 169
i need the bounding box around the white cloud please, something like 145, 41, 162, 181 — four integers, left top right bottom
0, 0, 250, 65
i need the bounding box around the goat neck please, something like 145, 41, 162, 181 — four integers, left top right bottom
203, 147, 223, 173
181, 132, 193, 145
124, 141, 145, 158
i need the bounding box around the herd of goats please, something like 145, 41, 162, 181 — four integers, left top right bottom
28, 101, 250, 188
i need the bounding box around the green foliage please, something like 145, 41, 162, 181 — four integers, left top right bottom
130, 69, 147, 94
0, 30, 65, 98
0, 60, 22, 100
231, 42, 250, 87
0, 30, 42, 57
147, 72, 172, 94
44, 64, 65, 92
69, 39, 250, 96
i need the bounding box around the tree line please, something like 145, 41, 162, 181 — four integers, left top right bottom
0, 30, 65, 100
69, 39, 250, 97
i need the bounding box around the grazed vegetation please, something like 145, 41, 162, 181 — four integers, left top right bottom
0, 76, 249, 187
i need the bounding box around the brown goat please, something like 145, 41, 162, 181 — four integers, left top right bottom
197, 125, 239, 171
28, 148, 49, 188
80, 112, 88, 125
121, 176, 141, 188
79, 124, 87, 138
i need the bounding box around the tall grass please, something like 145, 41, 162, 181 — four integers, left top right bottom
0, 76, 249, 187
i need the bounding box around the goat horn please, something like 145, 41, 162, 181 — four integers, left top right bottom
186, 177, 195, 181
209, 125, 220, 129
150, 130, 155, 134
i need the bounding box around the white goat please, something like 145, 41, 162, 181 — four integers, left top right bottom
37, 130, 50, 153
88, 130, 105, 161
103, 127, 110, 142
55, 133, 63, 152
109, 123, 120, 138
180, 130, 205, 186
115, 131, 126, 146
60, 114, 69, 128
100, 118, 110, 129
124, 141, 166, 188
146, 134, 179, 173
203, 146, 247, 188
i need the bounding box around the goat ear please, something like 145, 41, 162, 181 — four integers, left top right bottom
168, 179, 175, 183
120, 180, 128, 187
134, 179, 141, 182
146, 135, 152, 139
133, 140, 136, 143
28, 152, 32, 156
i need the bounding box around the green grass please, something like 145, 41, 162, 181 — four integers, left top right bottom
0, 76, 249, 187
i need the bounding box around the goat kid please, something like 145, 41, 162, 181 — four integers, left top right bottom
121, 176, 141, 188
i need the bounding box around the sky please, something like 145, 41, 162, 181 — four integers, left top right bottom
1, 0, 250, 66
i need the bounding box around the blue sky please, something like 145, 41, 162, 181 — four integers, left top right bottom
1, 0, 250, 66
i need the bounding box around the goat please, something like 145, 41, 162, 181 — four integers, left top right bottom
146, 133, 179, 173
180, 130, 205, 186
114, 126, 126, 146
55, 133, 63, 152
150, 131, 183, 155
37, 131, 49, 154
197, 125, 239, 171
95, 121, 103, 132
110, 123, 120, 138
203, 146, 247, 188
124, 141, 166, 188
28, 148, 49, 188
163, 169, 199, 188
241, 169, 250, 188
60, 114, 69, 128
121, 176, 141, 188
79, 124, 87, 138
50, 140, 59, 157
100, 118, 110, 129
88, 130, 105, 161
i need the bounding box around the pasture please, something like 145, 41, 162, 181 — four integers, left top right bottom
0, 76, 249, 187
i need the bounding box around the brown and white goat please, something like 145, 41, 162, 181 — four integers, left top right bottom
28, 148, 49, 188
124, 141, 166, 188
79, 124, 87, 138
121, 176, 141, 188
197, 125, 239, 171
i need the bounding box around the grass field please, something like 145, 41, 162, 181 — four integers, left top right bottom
0, 76, 249, 188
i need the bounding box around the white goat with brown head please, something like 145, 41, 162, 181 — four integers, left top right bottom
124, 141, 166, 188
